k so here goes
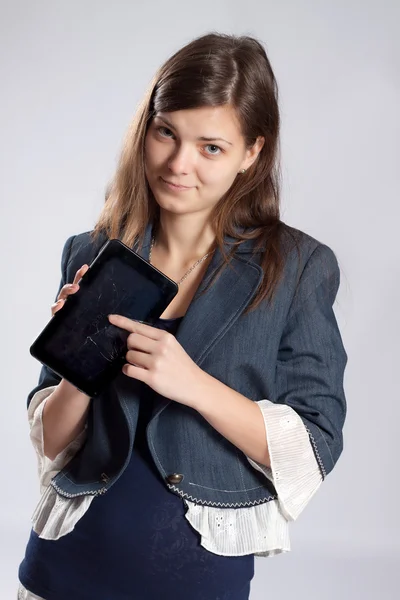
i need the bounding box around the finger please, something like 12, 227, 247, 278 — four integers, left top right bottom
51, 264, 89, 316
108, 315, 163, 340
57, 283, 79, 302
51, 298, 66, 316
126, 332, 157, 353
73, 264, 89, 285
122, 363, 148, 383
126, 350, 152, 369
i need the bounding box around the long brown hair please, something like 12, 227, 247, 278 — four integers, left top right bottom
93, 32, 295, 310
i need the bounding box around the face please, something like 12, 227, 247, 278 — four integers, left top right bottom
144, 104, 264, 218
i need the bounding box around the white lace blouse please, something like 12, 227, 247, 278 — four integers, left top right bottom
18, 385, 322, 599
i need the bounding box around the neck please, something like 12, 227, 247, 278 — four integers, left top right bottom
154, 212, 216, 262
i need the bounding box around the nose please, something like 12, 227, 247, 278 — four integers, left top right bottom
167, 144, 195, 175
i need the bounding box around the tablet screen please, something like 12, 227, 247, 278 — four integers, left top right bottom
30, 240, 178, 396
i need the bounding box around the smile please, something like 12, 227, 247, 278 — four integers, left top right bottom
160, 177, 193, 191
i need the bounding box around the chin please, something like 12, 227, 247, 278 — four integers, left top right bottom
152, 195, 190, 214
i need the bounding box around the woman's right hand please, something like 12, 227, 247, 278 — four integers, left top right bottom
43, 263, 92, 460
51, 264, 89, 316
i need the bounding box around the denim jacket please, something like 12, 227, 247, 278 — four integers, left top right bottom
28, 223, 347, 508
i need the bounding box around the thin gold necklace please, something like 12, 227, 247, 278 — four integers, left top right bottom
149, 236, 214, 285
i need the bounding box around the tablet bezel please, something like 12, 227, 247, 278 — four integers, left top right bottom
30, 239, 179, 397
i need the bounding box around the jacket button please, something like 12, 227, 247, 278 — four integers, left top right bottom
166, 473, 184, 485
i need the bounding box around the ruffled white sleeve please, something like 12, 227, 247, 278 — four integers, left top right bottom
18, 583, 45, 599
28, 386, 94, 540
28, 386, 87, 494
246, 399, 323, 521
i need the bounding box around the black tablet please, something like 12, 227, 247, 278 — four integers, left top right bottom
30, 239, 179, 397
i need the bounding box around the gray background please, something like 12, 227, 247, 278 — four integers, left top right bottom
1, 0, 399, 598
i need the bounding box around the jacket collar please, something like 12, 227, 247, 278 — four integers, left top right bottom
132, 221, 264, 417
137, 222, 264, 362
138, 221, 266, 255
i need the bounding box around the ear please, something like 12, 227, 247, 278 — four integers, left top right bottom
239, 136, 265, 172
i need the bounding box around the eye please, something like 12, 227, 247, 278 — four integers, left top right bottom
156, 126, 175, 138
204, 144, 223, 156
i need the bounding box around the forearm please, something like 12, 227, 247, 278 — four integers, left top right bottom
42, 379, 91, 460
190, 371, 271, 468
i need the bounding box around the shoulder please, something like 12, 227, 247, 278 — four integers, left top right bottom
277, 224, 341, 314
280, 222, 340, 282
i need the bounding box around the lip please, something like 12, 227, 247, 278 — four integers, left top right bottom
160, 177, 193, 191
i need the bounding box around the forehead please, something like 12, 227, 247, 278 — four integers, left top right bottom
154, 104, 244, 141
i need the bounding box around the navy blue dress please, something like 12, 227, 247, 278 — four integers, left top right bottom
19, 317, 254, 600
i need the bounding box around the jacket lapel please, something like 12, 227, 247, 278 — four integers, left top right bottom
123, 222, 263, 416
175, 245, 263, 365
134, 222, 263, 365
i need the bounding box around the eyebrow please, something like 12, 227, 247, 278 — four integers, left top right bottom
155, 115, 233, 146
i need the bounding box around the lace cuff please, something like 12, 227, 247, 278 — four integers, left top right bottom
18, 583, 45, 599
28, 386, 87, 494
247, 399, 323, 521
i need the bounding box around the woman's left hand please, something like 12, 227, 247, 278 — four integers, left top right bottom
108, 314, 204, 407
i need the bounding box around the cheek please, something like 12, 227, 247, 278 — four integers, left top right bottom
144, 136, 164, 170
199, 162, 238, 189
144, 136, 155, 165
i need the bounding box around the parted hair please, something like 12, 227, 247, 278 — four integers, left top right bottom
93, 32, 294, 310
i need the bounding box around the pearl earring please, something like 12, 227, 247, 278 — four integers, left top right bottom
240, 169, 247, 174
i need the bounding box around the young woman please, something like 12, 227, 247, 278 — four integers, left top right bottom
18, 32, 347, 600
